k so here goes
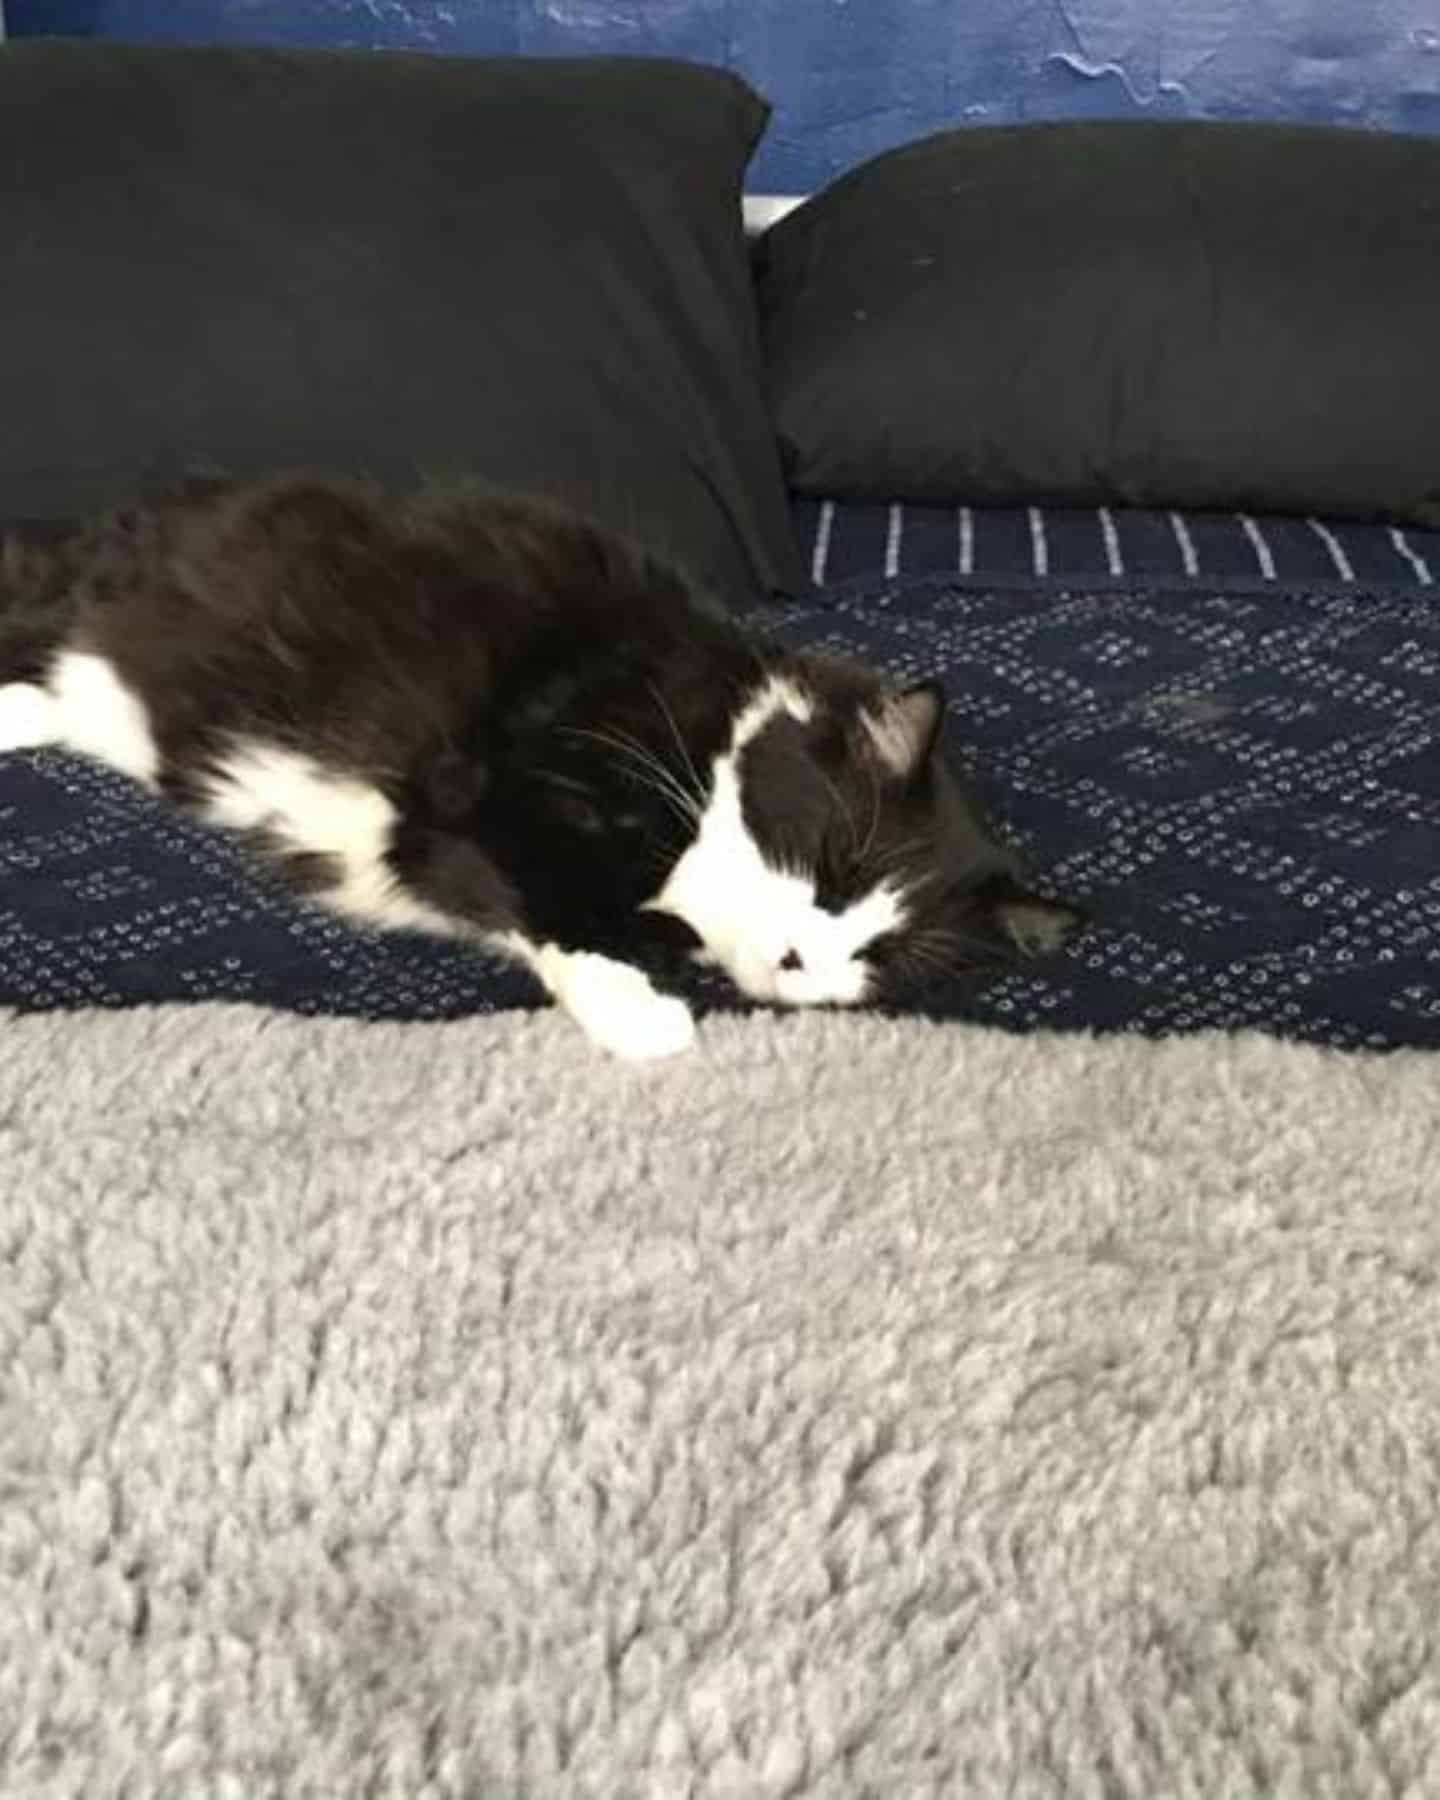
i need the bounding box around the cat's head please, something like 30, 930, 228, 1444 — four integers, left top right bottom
644, 660, 1084, 1008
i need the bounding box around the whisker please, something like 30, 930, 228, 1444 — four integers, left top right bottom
532, 769, 595, 799
872, 836, 932, 878
859, 770, 882, 865
591, 759, 696, 833
814, 765, 859, 853
602, 724, 698, 810
646, 682, 707, 813
560, 725, 702, 830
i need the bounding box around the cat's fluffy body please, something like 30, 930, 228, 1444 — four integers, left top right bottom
0, 477, 1079, 1056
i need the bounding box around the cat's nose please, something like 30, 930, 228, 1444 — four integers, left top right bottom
779, 949, 804, 972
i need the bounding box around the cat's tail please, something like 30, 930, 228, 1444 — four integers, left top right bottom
0, 524, 84, 683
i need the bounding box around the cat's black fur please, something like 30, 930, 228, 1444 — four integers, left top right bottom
0, 475, 1082, 1032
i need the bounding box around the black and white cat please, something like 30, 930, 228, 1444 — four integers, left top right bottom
0, 476, 1082, 1057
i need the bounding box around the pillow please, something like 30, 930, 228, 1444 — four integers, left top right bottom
0, 41, 801, 607
756, 120, 1440, 529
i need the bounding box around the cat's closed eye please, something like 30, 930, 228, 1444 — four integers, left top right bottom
551, 792, 606, 834
817, 821, 889, 909
544, 785, 648, 839
815, 848, 861, 912
532, 768, 620, 837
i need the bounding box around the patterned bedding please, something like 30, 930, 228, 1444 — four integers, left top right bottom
2, 503, 1438, 1051
793, 498, 1440, 596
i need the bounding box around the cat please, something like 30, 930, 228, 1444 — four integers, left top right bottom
0, 475, 1083, 1057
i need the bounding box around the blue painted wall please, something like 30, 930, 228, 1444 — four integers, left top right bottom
8, 1, 1439, 192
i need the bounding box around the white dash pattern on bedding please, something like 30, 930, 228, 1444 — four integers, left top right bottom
1307, 516, 1356, 582
884, 502, 903, 580
1389, 526, 1433, 586
796, 499, 1440, 592
1097, 506, 1124, 577
1028, 505, 1048, 578
1169, 509, 1200, 578
810, 499, 835, 586
1237, 512, 1277, 581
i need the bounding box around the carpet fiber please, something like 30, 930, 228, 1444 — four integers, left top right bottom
4, 1003, 1439, 1796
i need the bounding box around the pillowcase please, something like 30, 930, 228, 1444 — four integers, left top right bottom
0, 41, 801, 607
757, 119, 1440, 529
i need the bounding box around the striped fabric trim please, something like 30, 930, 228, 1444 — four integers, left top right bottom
1097, 505, 1124, 577
1390, 526, 1434, 586
1169, 510, 1199, 579
790, 499, 1440, 594
1237, 512, 1276, 581
884, 502, 903, 580
1027, 505, 1048, 578
1307, 516, 1356, 582
809, 498, 835, 586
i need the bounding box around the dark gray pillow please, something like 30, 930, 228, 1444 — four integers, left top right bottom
0, 41, 801, 606
757, 120, 1440, 529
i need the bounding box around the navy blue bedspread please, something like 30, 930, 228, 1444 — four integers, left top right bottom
3, 574, 1439, 1052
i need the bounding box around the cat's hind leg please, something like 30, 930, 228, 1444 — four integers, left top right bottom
0, 654, 160, 785
0, 682, 60, 753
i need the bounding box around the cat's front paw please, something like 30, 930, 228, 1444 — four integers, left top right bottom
598, 990, 696, 1061
559, 953, 696, 1060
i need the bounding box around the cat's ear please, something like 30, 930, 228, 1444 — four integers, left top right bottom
971, 872, 1086, 959
858, 681, 945, 780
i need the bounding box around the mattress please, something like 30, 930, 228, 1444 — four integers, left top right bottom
1, 503, 1438, 1051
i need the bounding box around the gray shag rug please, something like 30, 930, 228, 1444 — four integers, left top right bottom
3, 1004, 1440, 1798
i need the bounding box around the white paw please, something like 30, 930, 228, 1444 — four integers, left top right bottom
560, 954, 696, 1061
0, 683, 58, 753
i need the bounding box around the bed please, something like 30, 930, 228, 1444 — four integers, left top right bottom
6, 496, 1439, 1054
